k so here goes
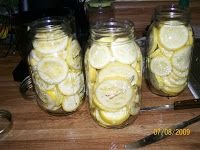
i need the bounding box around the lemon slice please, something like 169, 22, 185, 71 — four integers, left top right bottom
32, 73, 55, 91
173, 68, 189, 78
111, 40, 137, 64
33, 36, 68, 54
160, 46, 174, 58
149, 48, 162, 58
148, 26, 158, 54
46, 88, 62, 106
149, 73, 164, 89
187, 26, 193, 45
159, 22, 188, 50
98, 62, 138, 85
58, 71, 83, 95
166, 75, 187, 86
89, 44, 112, 69
163, 77, 178, 88
37, 58, 68, 84
172, 45, 192, 71
28, 56, 38, 70
95, 77, 133, 110
88, 64, 97, 83
162, 84, 186, 95
93, 109, 111, 126
62, 94, 81, 112
150, 56, 172, 76
99, 107, 129, 125
66, 39, 82, 70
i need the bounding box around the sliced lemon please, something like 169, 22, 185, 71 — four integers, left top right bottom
32, 73, 55, 91
163, 76, 179, 88
62, 94, 81, 112
28, 56, 38, 70
88, 64, 97, 83
58, 71, 82, 95
149, 48, 162, 58
166, 75, 187, 86
33, 35, 68, 54
37, 58, 68, 84
162, 84, 186, 95
150, 56, 172, 76
98, 62, 138, 86
149, 73, 164, 89
158, 21, 188, 50
172, 45, 192, 71
89, 44, 112, 69
48, 50, 67, 60
148, 26, 158, 54
93, 109, 111, 126
173, 68, 189, 78
99, 107, 129, 125
187, 26, 193, 45
46, 88, 62, 106
95, 77, 133, 110
159, 46, 174, 58
111, 40, 137, 64
126, 90, 140, 115
66, 39, 82, 70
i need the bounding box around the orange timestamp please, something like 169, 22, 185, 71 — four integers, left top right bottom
153, 128, 191, 136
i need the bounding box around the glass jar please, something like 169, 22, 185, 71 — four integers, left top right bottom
85, 19, 142, 128
146, 5, 193, 97
27, 17, 85, 115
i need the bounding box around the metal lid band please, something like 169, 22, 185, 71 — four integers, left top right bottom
0, 109, 13, 135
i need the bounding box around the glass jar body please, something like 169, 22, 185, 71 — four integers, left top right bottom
28, 17, 85, 115
85, 19, 142, 128
146, 6, 193, 97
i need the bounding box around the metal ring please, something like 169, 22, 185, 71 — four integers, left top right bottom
0, 109, 13, 135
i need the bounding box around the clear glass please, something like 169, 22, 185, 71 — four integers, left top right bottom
85, 19, 142, 128
27, 17, 85, 115
146, 5, 193, 97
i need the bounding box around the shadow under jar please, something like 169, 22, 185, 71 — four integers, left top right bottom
146, 5, 194, 97
28, 17, 85, 115
85, 19, 142, 128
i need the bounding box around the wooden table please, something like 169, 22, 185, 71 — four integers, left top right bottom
0, 54, 200, 150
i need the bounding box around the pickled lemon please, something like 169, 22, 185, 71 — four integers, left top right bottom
95, 77, 133, 110
58, 71, 82, 95
66, 39, 82, 70
89, 44, 112, 69
98, 62, 138, 85
172, 45, 192, 71
37, 58, 68, 84
62, 94, 81, 112
158, 21, 189, 50
111, 40, 137, 64
148, 26, 158, 54
150, 56, 172, 76
33, 36, 68, 54
99, 107, 129, 125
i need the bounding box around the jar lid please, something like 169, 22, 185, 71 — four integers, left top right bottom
0, 109, 12, 135
20, 75, 36, 100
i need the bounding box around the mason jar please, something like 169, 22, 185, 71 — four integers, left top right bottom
85, 19, 142, 128
146, 5, 193, 97
27, 17, 85, 115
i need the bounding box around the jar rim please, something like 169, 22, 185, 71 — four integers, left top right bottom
91, 18, 134, 34
91, 18, 134, 44
29, 16, 71, 40
155, 4, 190, 23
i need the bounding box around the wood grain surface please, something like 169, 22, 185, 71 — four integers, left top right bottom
0, 54, 199, 150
